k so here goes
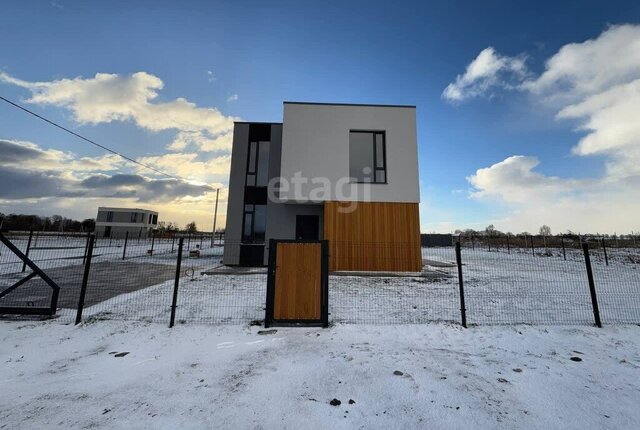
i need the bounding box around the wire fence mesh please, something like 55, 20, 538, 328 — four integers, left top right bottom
1, 232, 639, 327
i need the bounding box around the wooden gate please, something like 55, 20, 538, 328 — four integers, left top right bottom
265, 240, 328, 327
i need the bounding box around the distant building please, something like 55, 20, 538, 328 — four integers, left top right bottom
95, 207, 158, 238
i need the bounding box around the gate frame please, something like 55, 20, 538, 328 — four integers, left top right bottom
265, 239, 329, 328
0, 232, 61, 316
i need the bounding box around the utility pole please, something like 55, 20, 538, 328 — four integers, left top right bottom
211, 188, 220, 247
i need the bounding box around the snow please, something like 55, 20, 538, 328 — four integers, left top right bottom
1, 320, 639, 429
43, 246, 638, 327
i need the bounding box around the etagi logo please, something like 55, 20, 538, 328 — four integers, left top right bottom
267, 169, 373, 213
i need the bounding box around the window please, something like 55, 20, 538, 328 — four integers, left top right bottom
246, 140, 270, 187
349, 131, 387, 183
130, 212, 138, 223
106, 211, 113, 222
242, 204, 266, 243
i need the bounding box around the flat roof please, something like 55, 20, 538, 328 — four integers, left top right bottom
283, 101, 416, 109
97, 207, 158, 214
233, 121, 283, 125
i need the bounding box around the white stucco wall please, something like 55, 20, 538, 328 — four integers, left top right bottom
279, 103, 420, 203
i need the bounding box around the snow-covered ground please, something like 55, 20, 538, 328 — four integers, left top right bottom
1, 320, 639, 429
54, 246, 638, 326
3, 241, 639, 326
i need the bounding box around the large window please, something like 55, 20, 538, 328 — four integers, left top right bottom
349, 131, 387, 183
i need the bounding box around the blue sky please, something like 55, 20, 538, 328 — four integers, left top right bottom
1, 0, 640, 233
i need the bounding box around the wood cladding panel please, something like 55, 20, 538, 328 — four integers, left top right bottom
324, 201, 422, 272
273, 242, 322, 320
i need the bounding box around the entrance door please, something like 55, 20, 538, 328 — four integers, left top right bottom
265, 239, 328, 327
295, 215, 319, 240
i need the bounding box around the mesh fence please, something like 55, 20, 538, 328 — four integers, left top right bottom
330, 246, 460, 324
1, 232, 639, 326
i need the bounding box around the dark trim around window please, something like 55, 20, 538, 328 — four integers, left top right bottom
349, 130, 387, 184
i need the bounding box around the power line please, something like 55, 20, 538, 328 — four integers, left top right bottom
0, 95, 185, 181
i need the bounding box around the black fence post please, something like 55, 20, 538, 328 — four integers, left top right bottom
82, 232, 90, 265
22, 230, 34, 272
506, 235, 510, 254
455, 242, 467, 328
487, 235, 491, 252
169, 238, 184, 328
529, 235, 535, 256
601, 237, 608, 266
561, 235, 566, 261
75, 235, 95, 324
171, 234, 175, 253
122, 231, 129, 260
151, 231, 155, 255
582, 244, 602, 328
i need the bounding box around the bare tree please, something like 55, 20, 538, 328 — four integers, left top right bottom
539, 225, 551, 250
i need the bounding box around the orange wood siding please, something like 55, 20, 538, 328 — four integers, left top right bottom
323, 201, 422, 272
273, 242, 322, 320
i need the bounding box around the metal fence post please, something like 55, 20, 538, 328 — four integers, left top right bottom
21, 230, 34, 272
530, 235, 535, 256
561, 235, 566, 261
122, 231, 129, 260
82, 232, 90, 265
169, 238, 184, 328
455, 241, 467, 328
582, 243, 602, 328
75, 235, 95, 324
171, 234, 175, 253
601, 237, 608, 266
487, 235, 491, 252
506, 235, 510, 254
151, 230, 155, 255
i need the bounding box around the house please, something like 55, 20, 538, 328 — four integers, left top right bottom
94, 207, 158, 238
223, 101, 421, 272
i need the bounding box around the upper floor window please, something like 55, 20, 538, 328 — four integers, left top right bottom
106, 211, 113, 222
130, 212, 138, 223
246, 140, 270, 187
349, 131, 387, 183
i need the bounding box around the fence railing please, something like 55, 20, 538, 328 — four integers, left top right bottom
0, 234, 638, 327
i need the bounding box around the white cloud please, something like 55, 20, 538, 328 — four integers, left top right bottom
461, 24, 640, 233
227, 94, 238, 102
522, 25, 640, 98
136, 152, 231, 183
467, 156, 587, 204
442, 47, 528, 102
167, 130, 233, 153
0, 71, 238, 136
207, 70, 216, 82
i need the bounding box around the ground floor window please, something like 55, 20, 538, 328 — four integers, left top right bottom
242, 204, 266, 243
